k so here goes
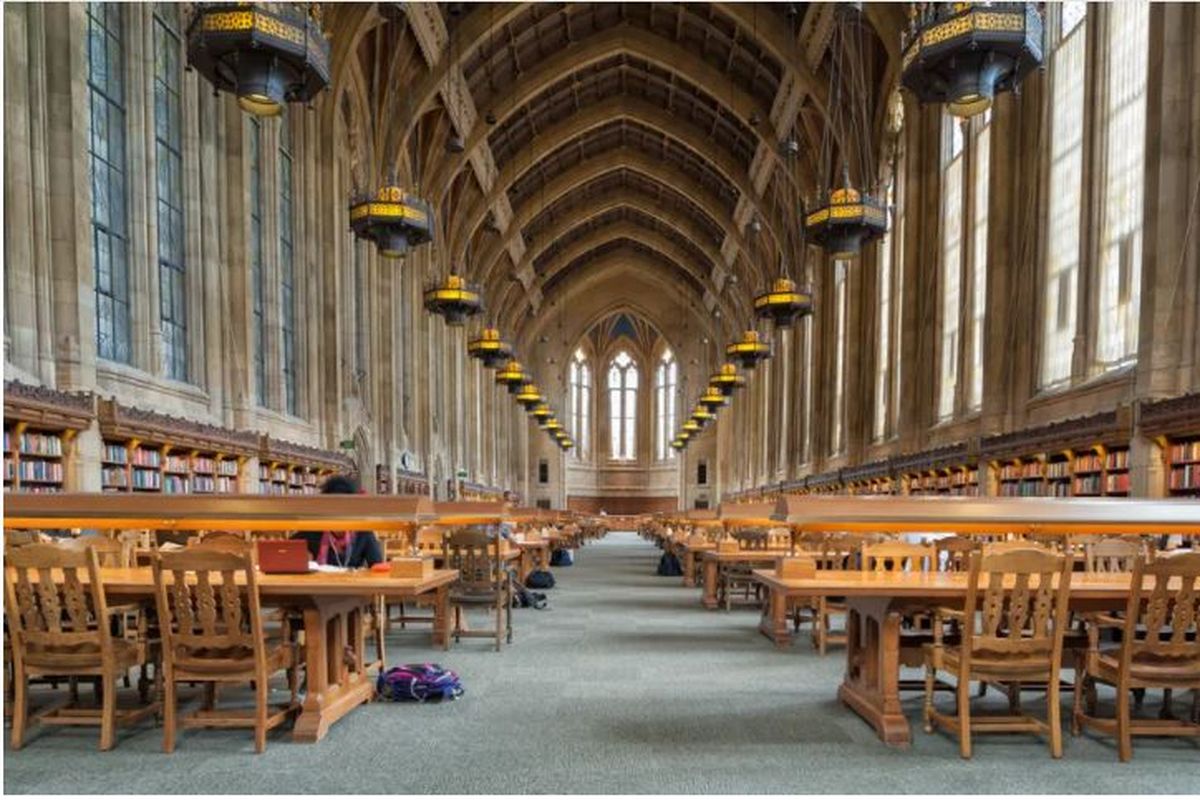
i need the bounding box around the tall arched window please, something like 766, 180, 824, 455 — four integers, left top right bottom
569, 348, 591, 459
608, 351, 638, 460
89, 3, 131, 364
654, 348, 677, 460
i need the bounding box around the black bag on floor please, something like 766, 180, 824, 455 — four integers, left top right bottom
512, 585, 548, 610
526, 569, 556, 589
657, 552, 683, 576
550, 548, 573, 567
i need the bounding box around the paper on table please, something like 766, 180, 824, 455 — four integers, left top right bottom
309, 562, 349, 573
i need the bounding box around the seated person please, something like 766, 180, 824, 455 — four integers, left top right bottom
292, 475, 384, 568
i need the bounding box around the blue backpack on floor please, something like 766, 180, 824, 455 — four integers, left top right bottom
657, 552, 683, 576
526, 569, 556, 589
377, 663, 463, 702
550, 548, 573, 567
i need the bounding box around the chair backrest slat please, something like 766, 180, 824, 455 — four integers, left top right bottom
1123, 552, 1200, 663
154, 548, 262, 661
4, 542, 109, 653
966, 547, 1071, 657
861, 542, 934, 573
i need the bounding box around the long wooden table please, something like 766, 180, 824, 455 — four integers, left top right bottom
94, 566, 458, 743
753, 569, 1142, 748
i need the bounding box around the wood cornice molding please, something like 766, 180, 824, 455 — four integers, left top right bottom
3, 381, 95, 431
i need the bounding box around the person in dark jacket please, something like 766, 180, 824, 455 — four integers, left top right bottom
292, 475, 384, 568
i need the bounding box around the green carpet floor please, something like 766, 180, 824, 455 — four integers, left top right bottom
4, 531, 1197, 794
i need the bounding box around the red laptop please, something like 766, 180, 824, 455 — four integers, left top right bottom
256, 540, 313, 574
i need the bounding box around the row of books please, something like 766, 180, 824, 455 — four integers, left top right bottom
17, 460, 64, 483
1168, 441, 1200, 465
1168, 464, 1200, 491
9, 431, 64, 456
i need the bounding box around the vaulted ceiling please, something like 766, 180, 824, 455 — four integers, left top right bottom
324, 2, 903, 348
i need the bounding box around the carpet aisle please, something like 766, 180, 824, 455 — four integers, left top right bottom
4, 531, 1196, 794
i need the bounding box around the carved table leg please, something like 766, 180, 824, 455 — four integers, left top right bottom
758, 586, 792, 647
836, 597, 911, 747
702, 559, 719, 610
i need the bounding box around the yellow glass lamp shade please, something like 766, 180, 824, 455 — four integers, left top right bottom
530, 403, 553, 421
349, 183, 433, 258
726, 330, 772, 370
682, 420, 702, 434
698, 387, 728, 411
424, 274, 482, 325
709, 362, 746, 396
516, 383, 544, 409
495, 360, 526, 393
754, 277, 813, 327
468, 327, 514, 368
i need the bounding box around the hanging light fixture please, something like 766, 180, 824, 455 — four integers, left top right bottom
682, 419, 702, 435
805, 5, 888, 259
515, 383, 544, 410
349, 183, 434, 259
709, 363, 746, 396
691, 406, 716, 427
468, 327, 513, 368
670, 437, 687, 451
541, 418, 563, 434
559, 437, 574, 451
754, 277, 813, 327
901, 3, 1044, 119
677, 429, 692, 443
495, 359, 527, 393
698, 387, 729, 412
726, 330, 772, 370
530, 402, 554, 422
186, 3, 330, 117
424, 274, 482, 325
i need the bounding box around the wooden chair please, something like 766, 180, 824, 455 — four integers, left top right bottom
4, 542, 159, 750
936, 537, 978, 572
1084, 537, 1147, 573
922, 547, 1073, 759
718, 530, 772, 611
1072, 551, 1200, 761
385, 527, 445, 632
443, 528, 512, 651
793, 535, 860, 655
861, 541, 935, 573
152, 547, 299, 753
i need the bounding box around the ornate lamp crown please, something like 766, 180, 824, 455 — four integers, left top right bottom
350, 184, 434, 259
186, 3, 330, 117
495, 360, 526, 393
901, 2, 1044, 118
468, 327, 514, 368
698, 387, 729, 411
804, 184, 887, 260
424, 274, 482, 326
530, 403, 554, 421
709, 362, 746, 396
754, 277, 814, 327
726, 330, 772, 370
515, 383, 544, 409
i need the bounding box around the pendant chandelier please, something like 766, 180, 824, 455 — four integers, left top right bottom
681, 419, 702, 435
677, 429, 692, 444
424, 274, 482, 325
349, 183, 434, 259
670, 437, 687, 452
709, 362, 746, 396
467, 327, 513, 368
541, 418, 563, 434
559, 437, 574, 451
901, 3, 1044, 118
495, 360, 527, 393
515, 383, 544, 410
754, 277, 813, 327
186, 3, 330, 117
690, 406, 716, 427
530, 403, 554, 422
805, 5, 887, 259
698, 387, 729, 412
726, 330, 772, 370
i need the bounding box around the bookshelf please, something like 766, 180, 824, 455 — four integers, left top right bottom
258, 437, 352, 496
1166, 438, 1200, 496
97, 399, 257, 495
4, 382, 95, 494
996, 457, 1046, 497
396, 468, 431, 496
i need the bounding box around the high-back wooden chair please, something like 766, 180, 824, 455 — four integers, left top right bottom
1084, 537, 1146, 573
4, 542, 158, 750
1072, 551, 1200, 760
799, 535, 862, 655
443, 528, 512, 651
152, 547, 299, 753
935, 537, 977, 572
861, 542, 935, 573
717, 530, 774, 611
923, 547, 1074, 759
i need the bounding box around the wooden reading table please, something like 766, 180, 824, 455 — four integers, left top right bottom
758, 495, 1200, 748
4, 493, 453, 744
